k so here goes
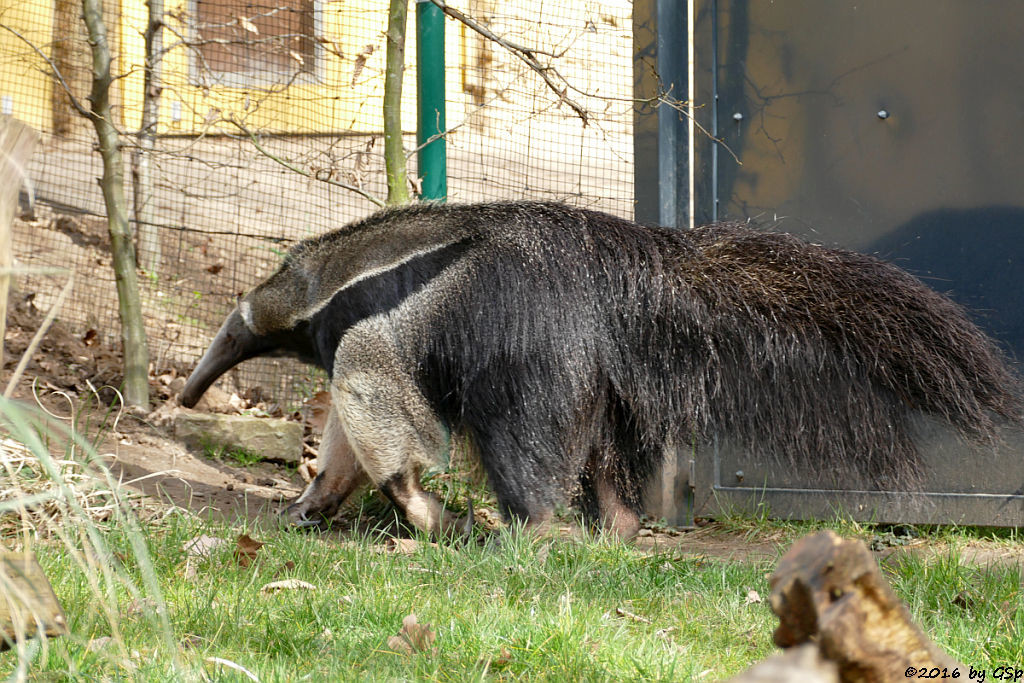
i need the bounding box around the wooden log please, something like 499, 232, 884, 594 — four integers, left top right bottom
0, 116, 40, 372
768, 530, 961, 682
0, 553, 69, 650
727, 643, 838, 683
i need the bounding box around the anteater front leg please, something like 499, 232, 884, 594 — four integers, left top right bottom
331, 325, 470, 540
286, 403, 367, 527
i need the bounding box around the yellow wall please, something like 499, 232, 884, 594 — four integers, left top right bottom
1, 0, 465, 135
0, 0, 56, 132
118, 0, 465, 135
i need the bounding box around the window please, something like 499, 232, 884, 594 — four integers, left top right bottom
194, 0, 318, 84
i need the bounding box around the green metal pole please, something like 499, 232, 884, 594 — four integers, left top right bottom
416, 0, 446, 201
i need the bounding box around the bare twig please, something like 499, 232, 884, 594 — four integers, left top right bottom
404, 84, 515, 164
428, 0, 589, 126
0, 24, 91, 119
222, 115, 385, 207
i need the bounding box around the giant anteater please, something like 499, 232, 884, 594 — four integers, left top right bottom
180, 201, 1022, 539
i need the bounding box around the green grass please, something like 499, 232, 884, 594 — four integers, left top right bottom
200, 438, 266, 468
2, 393, 1021, 681
4, 510, 1021, 681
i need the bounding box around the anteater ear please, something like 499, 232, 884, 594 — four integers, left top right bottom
180, 308, 266, 408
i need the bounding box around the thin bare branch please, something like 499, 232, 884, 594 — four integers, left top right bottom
223, 115, 386, 207
0, 23, 91, 119
427, 0, 589, 126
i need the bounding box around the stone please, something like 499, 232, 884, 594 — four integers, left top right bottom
192, 385, 239, 414
173, 412, 303, 463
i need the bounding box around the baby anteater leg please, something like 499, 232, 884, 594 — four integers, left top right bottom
286, 403, 367, 527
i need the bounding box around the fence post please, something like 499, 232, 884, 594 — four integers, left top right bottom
416, 0, 447, 201
633, 0, 695, 527
633, 0, 689, 229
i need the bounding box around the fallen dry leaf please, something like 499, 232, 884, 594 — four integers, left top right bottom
376, 538, 437, 555
260, 579, 316, 593
272, 560, 297, 579
744, 589, 762, 605
184, 535, 226, 558
351, 44, 376, 86
237, 16, 259, 34
387, 613, 437, 656
234, 534, 265, 568
614, 607, 652, 624
302, 390, 331, 433
480, 646, 513, 670
228, 392, 249, 412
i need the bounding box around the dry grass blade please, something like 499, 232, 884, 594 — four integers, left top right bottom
0, 390, 178, 673
206, 656, 259, 681
0, 436, 148, 543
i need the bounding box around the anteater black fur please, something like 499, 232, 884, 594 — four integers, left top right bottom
407, 203, 1020, 520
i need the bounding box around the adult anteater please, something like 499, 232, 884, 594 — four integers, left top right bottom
180, 201, 1022, 539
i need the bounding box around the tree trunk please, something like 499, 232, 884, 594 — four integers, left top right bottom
384, 0, 411, 205
132, 0, 163, 274
52, 0, 91, 136
82, 0, 150, 409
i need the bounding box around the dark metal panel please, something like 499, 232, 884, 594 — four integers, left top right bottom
685, 0, 1024, 526
709, 0, 1024, 360
693, 420, 1024, 526
635, 0, 696, 526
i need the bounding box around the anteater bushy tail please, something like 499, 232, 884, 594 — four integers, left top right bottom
425, 204, 1021, 507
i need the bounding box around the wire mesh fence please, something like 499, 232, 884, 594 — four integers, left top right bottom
1, 0, 634, 407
